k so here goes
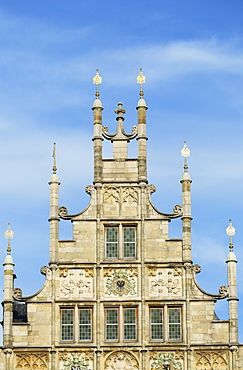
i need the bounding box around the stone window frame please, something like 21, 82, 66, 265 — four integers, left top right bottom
104, 224, 137, 260
149, 305, 182, 342
60, 306, 93, 343
105, 305, 138, 342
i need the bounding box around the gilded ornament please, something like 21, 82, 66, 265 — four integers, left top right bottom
106, 269, 136, 296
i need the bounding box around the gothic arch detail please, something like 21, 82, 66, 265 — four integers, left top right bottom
16, 353, 48, 369
195, 352, 228, 369
105, 351, 139, 370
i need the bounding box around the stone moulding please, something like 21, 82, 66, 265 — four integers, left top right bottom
104, 351, 139, 370
147, 184, 183, 219
192, 264, 229, 300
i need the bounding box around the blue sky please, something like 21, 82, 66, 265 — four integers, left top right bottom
0, 0, 243, 343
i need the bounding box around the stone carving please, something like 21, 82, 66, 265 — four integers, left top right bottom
16, 353, 48, 369
149, 268, 182, 297
121, 187, 138, 203
151, 353, 182, 370
147, 185, 156, 194
40, 266, 51, 277
13, 288, 23, 299
59, 206, 68, 217
85, 185, 95, 196
193, 264, 202, 274
105, 351, 138, 370
60, 268, 68, 278
62, 354, 89, 370
105, 269, 136, 297
173, 204, 183, 216
59, 269, 93, 298
104, 186, 120, 204
104, 186, 138, 204
219, 285, 229, 298
195, 351, 227, 369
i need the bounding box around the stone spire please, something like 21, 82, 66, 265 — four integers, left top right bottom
180, 141, 192, 263
226, 220, 239, 348
3, 223, 15, 348
92, 69, 103, 184
49, 143, 60, 264
136, 68, 148, 184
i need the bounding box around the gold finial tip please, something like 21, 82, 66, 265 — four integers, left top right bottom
226, 220, 235, 237
93, 69, 102, 85
181, 141, 190, 158
4, 223, 14, 240
136, 68, 146, 85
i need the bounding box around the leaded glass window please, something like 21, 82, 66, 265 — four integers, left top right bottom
79, 308, 92, 341
61, 309, 74, 341
123, 227, 136, 258
106, 308, 118, 340
168, 308, 181, 340
106, 227, 118, 258
124, 308, 136, 340
150, 308, 163, 340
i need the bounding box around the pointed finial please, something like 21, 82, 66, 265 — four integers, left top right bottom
52, 142, 57, 174
181, 141, 190, 171
226, 219, 235, 251
4, 223, 14, 255
93, 69, 102, 98
136, 68, 146, 98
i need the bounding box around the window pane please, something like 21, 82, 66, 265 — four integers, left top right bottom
123, 227, 136, 258
106, 309, 118, 340
79, 309, 92, 341
168, 308, 181, 340
151, 308, 163, 340
124, 308, 136, 340
106, 227, 118, 258
61, 309, 74, 341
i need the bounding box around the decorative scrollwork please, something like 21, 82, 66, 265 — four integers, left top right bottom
147, 184, 156, 194
59, 206, 68, 217
173, 204, 183, 216
40, 266, 49, 276
219, 285, 229, 297
85, 185, 95, 195
13, 288, 23, 299
193, 264, 202, 274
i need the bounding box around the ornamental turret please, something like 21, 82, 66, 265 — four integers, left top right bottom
3, 223, 15, 348
48, 143, 60, 264
180, 141, 192, 264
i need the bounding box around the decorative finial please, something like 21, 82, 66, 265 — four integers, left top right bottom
93, 69, 102, 98
136, 68, 146, 98
4, 223, 14, 255
52, 142, 57, 174
181, 141, 190, 171
226, 219, 235, 251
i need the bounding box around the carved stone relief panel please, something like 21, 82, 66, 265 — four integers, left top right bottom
149, 267, 182, 297
104, 268, 138, 297
16, 353, 48, 369
104, 186, 138, 204
104, 351, 139, 370
150, 352, 183, 370
195, 351, 228, 370
59, 268, 93, 298
59, 352, 93, 370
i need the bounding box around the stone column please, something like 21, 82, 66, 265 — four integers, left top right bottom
92, 98, 103, 184
136, 98, 148, 184
49, 170, 60, 264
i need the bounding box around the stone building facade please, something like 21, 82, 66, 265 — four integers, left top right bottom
1, 71, 243, 369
